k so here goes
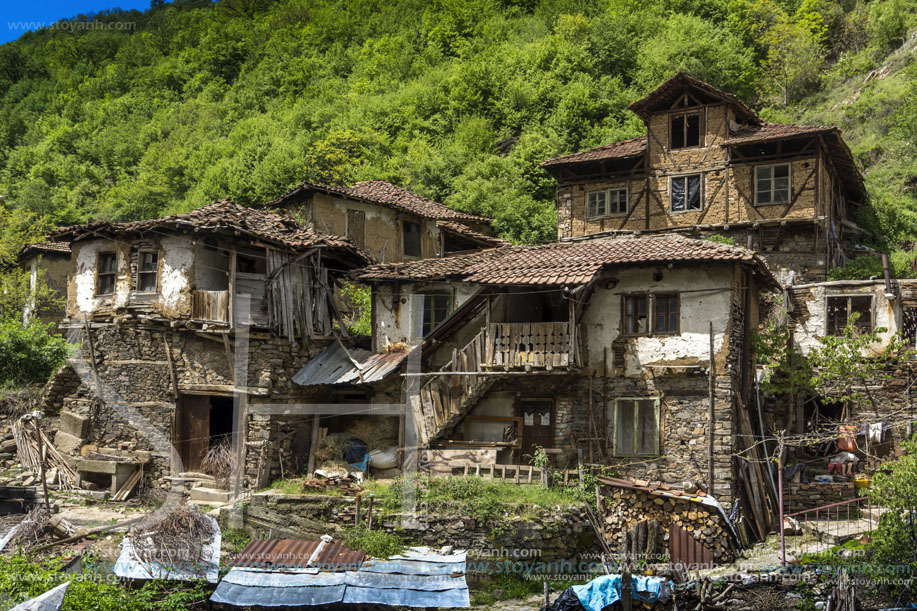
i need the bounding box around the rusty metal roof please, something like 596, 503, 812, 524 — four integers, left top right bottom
292, 342, 408, 386
356, 234, 778, 288
232, 538, 365, 572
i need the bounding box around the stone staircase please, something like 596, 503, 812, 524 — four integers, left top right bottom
165, 472, 232, 504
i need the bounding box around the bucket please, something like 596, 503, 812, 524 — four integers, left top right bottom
853, 475, 870, 490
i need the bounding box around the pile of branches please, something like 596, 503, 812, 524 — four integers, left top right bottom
132, 503, 215, 566
12, 414, 77, 489
200, 437, 235, 488
7, 505, 51, 549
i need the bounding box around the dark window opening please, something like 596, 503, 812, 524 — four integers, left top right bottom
826, 295, 873, 336
613, 398, 659, 456
137, 251, 159, 292
505, 290, 569, 323
755, 164, 791, 205
654, 293, 679, 334
414, 292, 452, 338
671, 174, 702, 211
97, 252, 117, 295
671, 112, 701, 149
623, 295, 648, 335
403, 221, 421, 258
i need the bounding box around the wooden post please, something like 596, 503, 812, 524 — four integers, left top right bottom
355, 493, 362, 526
307, 415, 320, 476
366, 494, 374, 530
577, 449, 584, 490
602, 347, 608, 449
621, 548, 633, 611
33, 419, 51, 514
708, 321, 715, 494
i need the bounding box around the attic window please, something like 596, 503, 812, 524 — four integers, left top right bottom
826, 295, 873, 336
587, 188, 628, 219
671, 111, 701, 149
613, 398, 660, 456
755, 164, 791, 205
136, 251, 159, 292
96, 252, 117, 295
403, 221, 421, 258
671, 174, 702, 212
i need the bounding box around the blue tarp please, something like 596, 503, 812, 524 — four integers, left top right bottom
572, 575, 671, 611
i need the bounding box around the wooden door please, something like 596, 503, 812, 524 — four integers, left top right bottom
179, 395, 210, 472
347, 210, 366, 250
517, 399, 553, 462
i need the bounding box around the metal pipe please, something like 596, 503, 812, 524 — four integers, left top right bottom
882, 254, 895, 299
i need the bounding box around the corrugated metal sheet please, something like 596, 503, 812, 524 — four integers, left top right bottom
292, 342, 407, 386
232, 537, 365, 571
210, 544, 469, 608
113, 514, 221, 583
669, 522, 714, 568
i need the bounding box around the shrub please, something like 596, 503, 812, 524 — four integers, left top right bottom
0, 320, 71, 387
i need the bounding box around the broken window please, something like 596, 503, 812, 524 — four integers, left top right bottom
826, 295, 873, 336
96, 252, 117, 295
671, 111, 701, 149
755, 164, 791, 205
613, 398, 659, 456
671, 174, 702, 212
136, 251, 159, 292
623, 295, 648, 335
403, 220, 421, 258
587, 188, 628, 218
653, 293, 679, 334
347, 209, 366, 250
413, 292, 452, 339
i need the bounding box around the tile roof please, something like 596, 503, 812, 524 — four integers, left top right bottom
49, 200, 373, 266
540, 136, 647, 167
628, 72, 760, 125
18, 241, 71, 259
725, 122, 835, 145
437, 221, 511, 248
267, 180, 492, 223
355, 234, 777, 288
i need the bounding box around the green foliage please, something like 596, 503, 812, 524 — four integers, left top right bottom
339, 282, 372, 336
868, 436, 917, 592
0, 554, 210, 611
703, 234, 737, 246
342, 526, 405, 558
0, 320, 72, 387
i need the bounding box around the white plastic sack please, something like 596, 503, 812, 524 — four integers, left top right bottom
369, 447, 399, 470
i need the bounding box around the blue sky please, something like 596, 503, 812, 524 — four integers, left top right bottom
0, 1, 152, 45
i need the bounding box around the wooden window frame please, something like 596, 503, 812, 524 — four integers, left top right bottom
754, 163, 792, 206
621, 293, 650, 337
346, 209, 366, 250
826, 294, 874, 336
587, 187, 629, 220
669, 173, 704, 213
412, 291, 453, 340
612, 397, 661, 457
669, 109, 705, 150
652, 292, 680, 335
135, 250, 160, 294
96, 252, 117, 296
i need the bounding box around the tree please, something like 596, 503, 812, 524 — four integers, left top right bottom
868, 436, 917, 588
760, 15, 826, 104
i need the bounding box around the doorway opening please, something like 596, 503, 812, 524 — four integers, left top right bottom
176, 394, 236, 484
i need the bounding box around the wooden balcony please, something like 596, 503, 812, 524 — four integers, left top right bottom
486, 322, 574, 370
191, 290, 229, 324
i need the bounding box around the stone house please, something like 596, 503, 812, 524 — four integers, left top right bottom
17, 241, 70, 327
42, 201, 372, 493
540, 73, 867, 284
343, 233, 778, 513
264, 180, 506, 263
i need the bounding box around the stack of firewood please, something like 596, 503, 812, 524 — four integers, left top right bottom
599, 486, 734, 562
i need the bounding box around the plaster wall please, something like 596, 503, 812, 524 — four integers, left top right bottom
791, 281, 900, 354
581, 265, 734, 375
373, 282, 481, 348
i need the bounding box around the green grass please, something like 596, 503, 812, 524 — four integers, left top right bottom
264, 478, 347, 496
342, 526, 405, 559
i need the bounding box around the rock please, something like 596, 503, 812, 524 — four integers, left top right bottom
53, 431, 84, 455
0, 438, 16, 454
58, 410, 90, 439
22, 476, 35, 486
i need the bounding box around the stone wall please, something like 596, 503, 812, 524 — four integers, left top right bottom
785, 482, 860, 514
44, 323, 333, 487
232, 490, 599, 563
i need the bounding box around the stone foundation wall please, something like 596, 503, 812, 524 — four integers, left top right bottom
785, 482, 860, 514
44, 324, 334, 487
233, 490, 598, 563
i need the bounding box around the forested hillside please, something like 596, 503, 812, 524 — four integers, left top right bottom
0, 0, 916, 265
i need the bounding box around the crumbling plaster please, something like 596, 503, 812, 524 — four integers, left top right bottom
792, 281, 900, 354
373, 282, 480, 348
581, 266, 733, 376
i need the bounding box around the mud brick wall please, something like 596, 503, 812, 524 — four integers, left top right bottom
785, 482, 860, 514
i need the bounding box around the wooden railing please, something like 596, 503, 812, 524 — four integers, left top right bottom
417, 321, 579, 444
486, 321, 574, 370
191, 290, 229, 324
